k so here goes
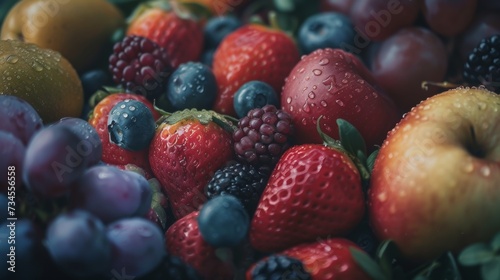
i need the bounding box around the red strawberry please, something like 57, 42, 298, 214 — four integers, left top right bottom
281, 238, 371, 280
249, 143, 365, 253
149, 109, 234, 219
88, 92, 160, 177
280, 48, 401, 148
127, 6, 203, 68
212, 24, 300, 116
165, 211, 234, 280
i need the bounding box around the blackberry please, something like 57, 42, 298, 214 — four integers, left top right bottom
205, 162, 268, 215
250, 255, 311, 280
463, 34, 500, 90
109, 35, 173, 99
233, 105, 294, 172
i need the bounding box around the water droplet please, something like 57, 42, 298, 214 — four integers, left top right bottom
313, 69, 322, 76
354, 105, 361, 113
196, 85, 204, 93
320, 100, 328, 107
298, 67, 305, 73
123, 113, 128, 118
129, 106, 136, 111
120, 104, 126, 109
372, 92, 378, 98
377, 192, 387, 202
478, 102, 487, 110
303, 104, 310, 113
423, 105, 431, 110
388, 153, 393, 159
480, 166, 491, 177
305, 76, 310, 81
312, 85, 317, 90
301, 118, 307, 125
308, 91, 315, 99
319, 58, 330, 65
6, 55, 18, 64
341, 79, 348, 84
335, 100, 344, 106
286, 97, 292, 104
32, 61, 44, 72
344, 72, 351, 78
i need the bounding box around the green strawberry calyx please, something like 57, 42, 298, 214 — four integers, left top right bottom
316, 115, 375, 188
154, 103, 237, 134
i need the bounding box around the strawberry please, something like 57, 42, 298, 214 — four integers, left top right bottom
127, 5, 204, 68
165, 211, 234, 280
149, 109, 234, 219
280, 48, 401, 148
88, 92, 160, 177
249, 143, 365, 253
212, 24, 300, 116
281, 238, 371, 280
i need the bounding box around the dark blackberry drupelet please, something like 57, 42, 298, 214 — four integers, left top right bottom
463, 34, 500, 90
109, 35, 173, 99
250, 255, 311, 280
233, 105, 294, 172
205, 162, 268, 215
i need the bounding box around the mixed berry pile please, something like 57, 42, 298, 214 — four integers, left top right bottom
0, 0, 500, 280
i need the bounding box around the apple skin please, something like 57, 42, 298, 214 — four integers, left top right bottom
368, 87, 500, 262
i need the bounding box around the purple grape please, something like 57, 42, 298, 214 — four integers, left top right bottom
0, 219, 46, 280
45, 210, 111, 278
107, 218, 166, 278
22, 125, 89, 198
0, 95, 43, 145
52, 117, 103, 166
70, 166, 152, 223
0, 131, 25, 194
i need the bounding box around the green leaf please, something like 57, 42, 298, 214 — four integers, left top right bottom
414, 252, 462, 280
350, 247, 389, 280
459, 243, 494, 266
376, 240, 401, 277
367, 149, 379, 173
491, 232, 500, 252
481, 257, 500, 280
337, 118, 367, 160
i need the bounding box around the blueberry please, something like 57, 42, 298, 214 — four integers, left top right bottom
197, 195, 249, 247
80, 69, 112, 99
298, 12, 356, 54
107, 99, 155, 151
166, 62, 217, 110
200, 49, 216, 67
203, 15, 242, 50
0, 95, 43, 145
233, 81, 279, 118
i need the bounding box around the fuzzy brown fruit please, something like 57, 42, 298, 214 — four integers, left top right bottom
0, 40, 84, 123
1, 0, 124, 72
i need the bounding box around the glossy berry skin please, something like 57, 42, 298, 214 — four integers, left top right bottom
23, 125, 89, 198
109, 35, 172, 99
197, 195, 249, 247
165, 211, 234, 280
233, 81, 279, 118
248, 255, 311, 280
89, 93, 160, 177
212, 24, 300, 116
249, 144, 365, 253
205, 162, 268, 215
108, 99, 156, 151
159, 255, 203, 280
127, 7, 203, 68
166, 62, 217, 110
53, 117, 102, 166
0, 95, 42, 145
149, 110, 234, 219
70, 165, 152, 224
298, 12, 356, 55
0, 131, 25, 193
203, 15, 242, 50
107, 218, 166, 278
280, 238, 371, 280
45, 210, 112, 278
281, 48, 400, 148
80, 69, 112, 99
